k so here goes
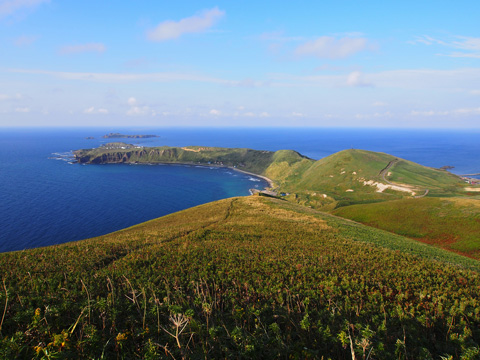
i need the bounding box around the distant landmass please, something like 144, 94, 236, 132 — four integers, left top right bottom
73, 142, 480, 260
102, 132, 159, 139
74, 143, 468, 203
1, 142, 479, 358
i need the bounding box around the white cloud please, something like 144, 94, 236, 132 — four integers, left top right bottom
60, 43, 106, 55
295, 36, 372, 59
228, 78, 269, 88
10, 68, 234, 85
260, 112, 270, 117
84, 107, 108, 114
125, 97, 155, 116
292, 112, 305, 117
471, 90, 480, 95
347, 71, 373, 87
355, 111, 393, 119
209, 109, 221, 116
453, 107, 480, 115
14, 35, 38, 46
410, 110, 439, 117
0, 0, 49, 18
127, 106, 153, 116
373, 101, 387, 107
147, 7, 225, 41
412, 35, 480, 58
451, 36, 480, 51
410, 110, 452, 117
409, 35, 445, 46
15, 106, 30, 112
0, 93, 23, 101
11, 67, 480, 95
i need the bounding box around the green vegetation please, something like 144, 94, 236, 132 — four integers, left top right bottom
333, 197, 480, 259
74, 144, 308, 176
74, 144, 480, 258
1, 196, 479, 359
20, 144, 475, 358
387, 159, 463, 196
75, 146, 468, 206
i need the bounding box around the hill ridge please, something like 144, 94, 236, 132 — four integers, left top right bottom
1, 196, 479, 358
74, 145, 467, 209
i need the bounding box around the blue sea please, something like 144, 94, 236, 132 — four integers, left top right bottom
1, 127, 480, 253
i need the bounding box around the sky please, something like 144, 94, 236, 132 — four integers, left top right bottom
1, 0, 480, 128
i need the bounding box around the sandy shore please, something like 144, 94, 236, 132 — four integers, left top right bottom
229, 167, 275, 190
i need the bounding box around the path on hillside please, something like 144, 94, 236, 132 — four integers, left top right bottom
414, 189, 429, 198
379, 159, 429, 198
379, 159, 398, 184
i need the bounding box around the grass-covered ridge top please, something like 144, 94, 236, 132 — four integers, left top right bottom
333, 196, 480, 259
74, 143, 310, 176
1, 196, 479, 358
74, 145, 467, 203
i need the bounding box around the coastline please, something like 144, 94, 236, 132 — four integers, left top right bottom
229, 167, 274, 189
83, 159, 275, 192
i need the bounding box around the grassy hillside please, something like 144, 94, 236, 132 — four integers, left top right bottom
387, 159, 464, 196
333, 197, 480, 259
74, 144, 310, 177
76, 146, 469, 210
1, 196, 479, 359
273, 149, 468, 209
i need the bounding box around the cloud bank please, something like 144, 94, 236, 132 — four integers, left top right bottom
412, 34, 480, 58
0, 0, 49, 18
147, 7, 225, 41
60, 43, 106, 55
295, 36, 372, 59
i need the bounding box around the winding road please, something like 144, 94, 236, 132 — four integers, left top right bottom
379, 159, 429, 198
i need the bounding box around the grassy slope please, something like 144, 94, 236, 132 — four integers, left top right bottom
387, 159, 464, 196
75, 145, 310, 176
76, 146, 468, 203
1, 196, 479, 359
300, 149, 463, 196
277, 149, 468, 209
76, 145, 479, 259
333, 197, 480, 259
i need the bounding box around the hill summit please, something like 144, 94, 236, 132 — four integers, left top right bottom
75, 145, 466, 209
0, 196, 479, 358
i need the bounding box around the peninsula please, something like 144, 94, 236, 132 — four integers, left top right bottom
1, 143, 479, 359
73, 143, 480, 260
74, 142, 467, 204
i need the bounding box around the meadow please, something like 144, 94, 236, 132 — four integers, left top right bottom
333, 197, 480, 259
1, 196, 479, 359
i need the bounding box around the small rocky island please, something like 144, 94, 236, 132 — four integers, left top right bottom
102, 132, 159, 139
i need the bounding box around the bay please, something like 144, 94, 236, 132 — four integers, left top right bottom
1, 126, 479, 253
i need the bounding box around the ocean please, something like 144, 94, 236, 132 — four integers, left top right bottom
1, 127, 479, 253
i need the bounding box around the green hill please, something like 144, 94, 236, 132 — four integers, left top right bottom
1, 196, 479, 359
271, 149, 467, 209
333, 197, 480, 259
74, 144, 310, 177
300, 149, 461, 196
75, 146, 468, 210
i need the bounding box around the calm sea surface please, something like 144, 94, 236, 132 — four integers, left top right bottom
1, 127, 479, 253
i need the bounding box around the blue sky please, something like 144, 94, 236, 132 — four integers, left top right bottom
1, 1, 480, 128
